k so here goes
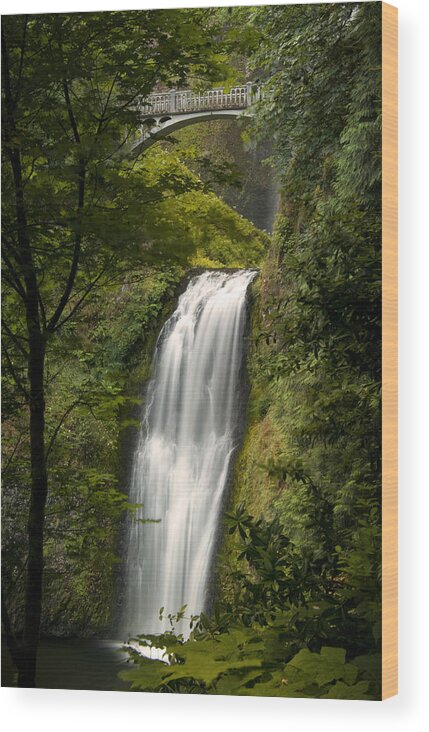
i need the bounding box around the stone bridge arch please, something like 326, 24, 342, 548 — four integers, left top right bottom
131, 84, 259, 153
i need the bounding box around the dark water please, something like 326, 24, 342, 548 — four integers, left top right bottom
2, 638, 132, 691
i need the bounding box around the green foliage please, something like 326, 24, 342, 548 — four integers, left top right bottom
249, 3, 381, 208
120, 509, 380, 698
134, 146, 266, 268
121, 627, 264, 693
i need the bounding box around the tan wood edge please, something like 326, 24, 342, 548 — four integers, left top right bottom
381, 1, 398, 701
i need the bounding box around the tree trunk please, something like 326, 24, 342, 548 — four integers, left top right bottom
18, 322, 47, 688
3, 23, 87, 688
2, 29, 49, 686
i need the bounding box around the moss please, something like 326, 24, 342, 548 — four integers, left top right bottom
215, 260, 285, 599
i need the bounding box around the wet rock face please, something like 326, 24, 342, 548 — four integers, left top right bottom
174, 120, 279, 234
236, 140, 279, 234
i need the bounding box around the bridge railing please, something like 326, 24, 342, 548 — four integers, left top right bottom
139, 83, 258, 117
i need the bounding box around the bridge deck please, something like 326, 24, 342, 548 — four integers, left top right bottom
139, 84, 257, 117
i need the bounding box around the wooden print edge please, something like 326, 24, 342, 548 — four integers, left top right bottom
381, 0, 398, 701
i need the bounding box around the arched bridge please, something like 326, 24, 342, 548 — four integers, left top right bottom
132, 83, 260, 152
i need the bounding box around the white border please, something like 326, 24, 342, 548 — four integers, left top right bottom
1, 1, 428, 730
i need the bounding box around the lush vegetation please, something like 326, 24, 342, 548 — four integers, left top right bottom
2, 3, 381, 698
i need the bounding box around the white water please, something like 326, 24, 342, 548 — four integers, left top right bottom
120, 269, 256, 639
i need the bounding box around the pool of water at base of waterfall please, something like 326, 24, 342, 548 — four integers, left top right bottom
1, 638, 146, 691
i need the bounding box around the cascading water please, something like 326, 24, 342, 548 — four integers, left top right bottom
120, 269, 257, 639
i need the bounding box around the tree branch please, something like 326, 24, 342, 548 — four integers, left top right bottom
1, 340, 29, 401
45, 399, 82, 462
1, 246, 27, 303
2, 25, 43, 334
1, 319, 29, 358
95, 71, 120, 136
62, 77, 81, 144
13, 15, 29, 107
46, 74, 87, 334
53, 261, 115, 331
1, 429, 27, 477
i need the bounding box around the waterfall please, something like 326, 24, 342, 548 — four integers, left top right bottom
120, 269, 256, 639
